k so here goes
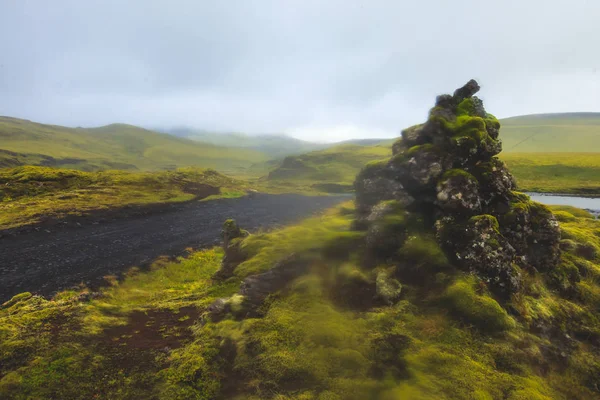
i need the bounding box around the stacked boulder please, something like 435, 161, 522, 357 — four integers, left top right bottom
354, 80, 561, 295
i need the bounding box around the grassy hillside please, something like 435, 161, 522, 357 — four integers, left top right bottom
0, 166, 250, 230
162, 129, 329, 158
2, 202, 599, 399
500, 113, 600, 152
264, 141, 600, 194
164, 128, 391, 159
0, 117, 268, 174
266, 144, 391, 192
502, 152, 600, 194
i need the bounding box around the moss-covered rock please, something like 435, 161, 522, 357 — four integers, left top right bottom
497, 194, 561, 272
435, 169, 481, 215
397, 124, 427, 150
353, 160, 413, 223
212, 219, 250, 280
364, 201, 408, 260
445, 276, 516, 332
353, 80, 562, 299
389, 143, 451, 193
469, 157, 516, 205
436, 214, 521, 294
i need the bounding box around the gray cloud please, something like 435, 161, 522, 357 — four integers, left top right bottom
1, 0, 599, 141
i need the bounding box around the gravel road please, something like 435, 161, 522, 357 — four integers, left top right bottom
0, 194, 349, 302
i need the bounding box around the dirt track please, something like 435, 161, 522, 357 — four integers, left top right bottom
0, 193, 349, 302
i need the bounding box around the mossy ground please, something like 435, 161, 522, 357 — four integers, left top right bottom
2, 202, 600, 399
0, 166, 253, 230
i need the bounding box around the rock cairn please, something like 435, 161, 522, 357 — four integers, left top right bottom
354, 80, 561, 295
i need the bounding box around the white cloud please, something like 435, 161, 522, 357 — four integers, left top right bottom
1, 0, 599, 139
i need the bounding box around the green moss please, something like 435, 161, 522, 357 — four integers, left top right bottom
321, 231, 365, 260
444, 276, 516, 332
406, 143, 436, 157
554, 210, 578, 223
456, 98, 476, 116
469, 214, 500, 231
440, 168, 477, 181
397, 234, 450, 275
1, 292, 33, 308
549, 205, 595, 219
0, 166, 252, 230
375, 268, 402, 304
236, 203, 355, 277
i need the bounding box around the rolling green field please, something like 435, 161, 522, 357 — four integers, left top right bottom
500, 113, 600, 153
501, 152, 600, 194
0, 166, 250, 231
0, 117, 268, 174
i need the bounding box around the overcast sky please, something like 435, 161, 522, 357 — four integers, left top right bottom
1, 1, 599, 142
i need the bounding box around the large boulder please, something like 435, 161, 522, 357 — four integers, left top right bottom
354, 160, 413, 224
436, 215, 521, 295
496, 194, 561, 272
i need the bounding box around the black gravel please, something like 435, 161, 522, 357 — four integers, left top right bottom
0, 193, 350, 302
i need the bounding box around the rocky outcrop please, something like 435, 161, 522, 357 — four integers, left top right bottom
206, 255, 310, 322
212, 219, 249, 281
354, 80, 561, 295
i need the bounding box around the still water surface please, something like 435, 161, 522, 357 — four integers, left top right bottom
526, 193, 600, 215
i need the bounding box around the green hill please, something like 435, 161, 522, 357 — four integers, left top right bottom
163, 128, 390, 158
265, 144, 600, 195
162, 128, 329, 158
0, 117, 268, 174
263, 113, 600, 194
266, 144, 391, 192
500, 113, 600, 152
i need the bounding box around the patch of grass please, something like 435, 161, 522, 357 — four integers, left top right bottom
501, 152, 600, 194
235, 203, 356, 277
444, 276, 516, 332
0, 165, 251, 230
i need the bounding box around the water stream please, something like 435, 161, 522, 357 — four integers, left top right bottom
526, 193, 600, 216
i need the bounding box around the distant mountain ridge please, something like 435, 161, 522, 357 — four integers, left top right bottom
157, 127, 389, 158
0, 116, 268, 173
2, 112, 599, 175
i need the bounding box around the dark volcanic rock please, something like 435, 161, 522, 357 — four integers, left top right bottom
354, 80, 561, 296
205, 255, 311, 321
212, 219, 249, 280
436, 215, 520, 294
354, 160, 413, 225
453, 79, 481, 102
239, 255, 310, 312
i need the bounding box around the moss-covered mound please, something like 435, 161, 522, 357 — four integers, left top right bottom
356, 80, 561, 295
